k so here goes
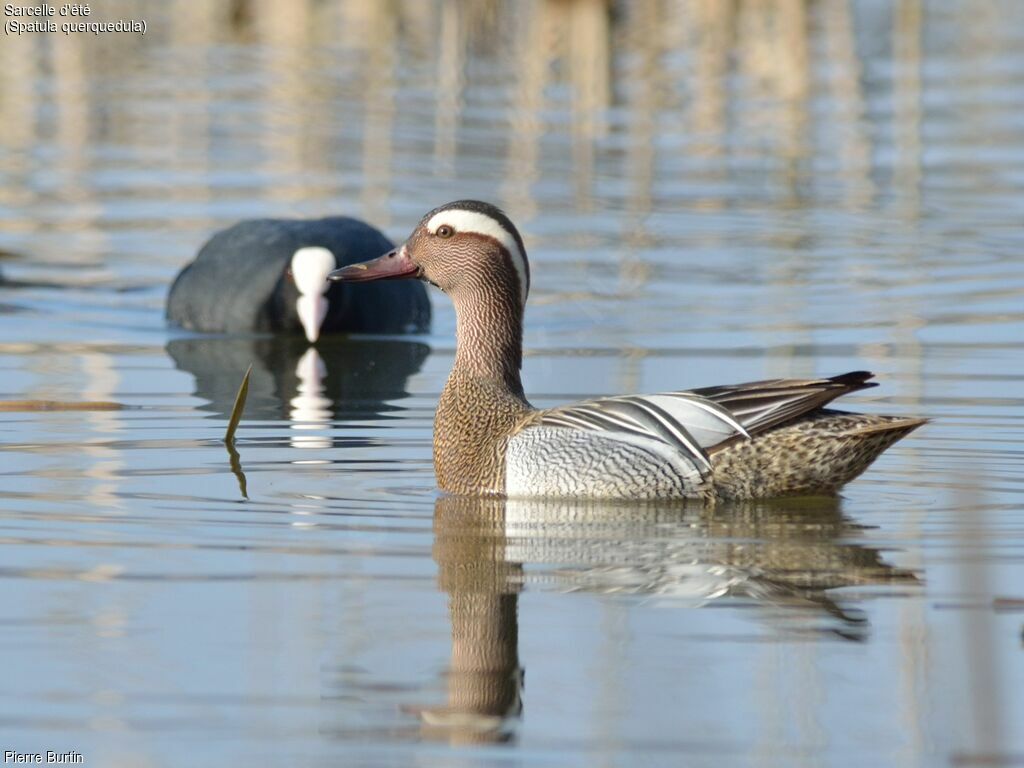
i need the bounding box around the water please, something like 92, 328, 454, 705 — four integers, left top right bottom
1, 1, 1023, 765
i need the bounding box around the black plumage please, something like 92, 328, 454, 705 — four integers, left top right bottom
167, 217, 430, 336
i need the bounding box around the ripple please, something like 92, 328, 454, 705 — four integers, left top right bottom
1, 1, 1023, 764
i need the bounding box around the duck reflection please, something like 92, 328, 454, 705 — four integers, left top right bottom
421, 494, 918, 741
417, 496, 524, 744
166, 335, 430, 432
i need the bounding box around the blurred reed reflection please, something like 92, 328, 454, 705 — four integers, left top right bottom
421, 493, 918, 742
0, 0, 960, 257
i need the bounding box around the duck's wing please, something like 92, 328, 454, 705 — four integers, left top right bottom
534, 392, 749, 478
504, 372, 879, 498
687, 371, 878, 438
531, 371, 879, 469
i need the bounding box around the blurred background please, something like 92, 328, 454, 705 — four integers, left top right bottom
1, 1, 1022, 766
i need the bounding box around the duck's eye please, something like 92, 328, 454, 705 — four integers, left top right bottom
436, 224, 455, 238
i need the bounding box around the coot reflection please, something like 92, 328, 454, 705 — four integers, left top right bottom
166, 335, 430, 425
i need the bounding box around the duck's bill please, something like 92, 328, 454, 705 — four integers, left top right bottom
327, 247, 419, 283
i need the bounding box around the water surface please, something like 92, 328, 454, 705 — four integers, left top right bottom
1, 1, 1023, 766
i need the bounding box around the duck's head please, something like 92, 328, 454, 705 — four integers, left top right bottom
328, 200, 530, 310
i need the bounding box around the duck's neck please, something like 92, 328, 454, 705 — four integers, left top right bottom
450, 288, 525, 397
434, 287, 531, 496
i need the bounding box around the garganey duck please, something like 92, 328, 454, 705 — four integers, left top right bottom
329, 200, 925, 500
168, 216, 430, 341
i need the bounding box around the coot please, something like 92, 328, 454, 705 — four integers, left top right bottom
167, 217, 430, 340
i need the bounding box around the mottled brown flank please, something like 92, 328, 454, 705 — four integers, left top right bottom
709, 410, 927, 500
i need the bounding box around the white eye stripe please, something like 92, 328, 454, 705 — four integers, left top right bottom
425, 209, 529, 307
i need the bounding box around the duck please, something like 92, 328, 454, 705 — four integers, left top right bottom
328, 200, 926, 500
167, 216, 431, 341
